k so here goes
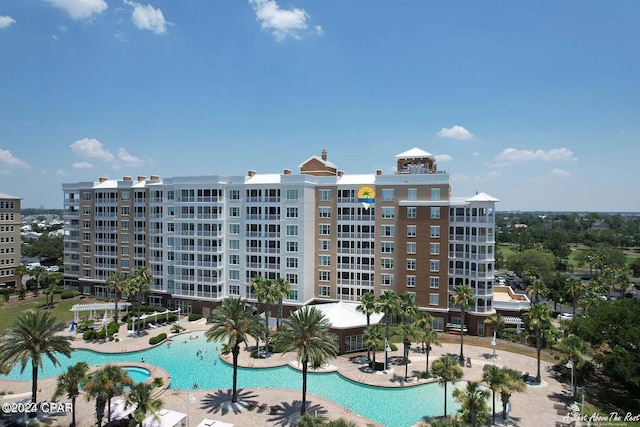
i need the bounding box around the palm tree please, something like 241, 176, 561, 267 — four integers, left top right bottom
498, 368, 526, 421
40, 272, 57, 309
273, 277, 291, 330
52, 362, 89, 427
526, 302, 553, 383
419, 328, 440, 378
205, 297, 264, 403
396, 323, 417, 382
525, 278, 548, 305
84, 364, 134, 426
0, 311, 72, 416
106, 271, 128, 323
482, 364, 505, 425
126, 382, 163, 426
251, 275, 277, 356
363, 324, 384, 371
564, 277, 585, 315
399, 292, 419, 324
356, 291, 377, 362
431, 356, 464, 417
453, 381, 490, 427
413, 311, 433, 353
377, 290, 401, 370
29, 265, 46, 296
275, 306, 338, 416
14, 264, 28, 294
554, 335, 590, 396
450, 285, 475, 363
485, 312, 505, 337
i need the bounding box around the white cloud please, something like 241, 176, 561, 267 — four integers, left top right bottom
46, 0, 108, 20
472, 152, 480, 157
125, 1, 167, 34
115, 30, 126, 41
496, 147, 576, 162
55, 169, 68, 176
549, 168, 571, 178
118, 148, 144, 166
73, 162, 92, 169
0, 15, 16, 28
437, 125, 474, 140
0, 149, 31, 169
52, 34, 59, 40
435, 154, 453, 162
249, 0, 318, 41
70, 138, 114, 162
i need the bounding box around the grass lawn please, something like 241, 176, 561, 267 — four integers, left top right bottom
0, 293, 102, 334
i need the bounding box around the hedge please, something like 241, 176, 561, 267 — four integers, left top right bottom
188, 313, 202, 322
61, 290, 80, 299
149, 333, 167, 345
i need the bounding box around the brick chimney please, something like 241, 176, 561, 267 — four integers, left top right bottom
321, 150, 327, 161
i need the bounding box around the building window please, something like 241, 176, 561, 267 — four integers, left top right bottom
121, 206, 130, 216
407, 259, 416, 270
229, 224, 240, 235
229, 254, 239, 265
286, 257, 298, 268
319, 189, 331, 201
430, 277, 439, 289
229, 270, 240, 280
319, 224, 331, 235
319, 207, 331, 218
286, 225, 298, 236
381, 242, 394, 253
429, 294, 439, 306
121, 246, 129, 255
407, 242, 416, 254
407, 207, 417, 219
430, 260, 440, 272
286, 189, 299, 200
381, 274, 394, 286
431, 188, 441, 201
229, 284, 240, 295
381, 189, 394, 201
318, 271, 330, 281
381, 207, 395, 219
406, 276, 416, 288
430, 225, 440, 238
430, 207, 440, 219
286, 273, 298, 284
407, 225, 416, 237
381, 225, 394, 237
229, 239, 240, 250
287, 289, 298, 301
319, 240, 331, 251
408, 188, 417, 201
432, 317, 444, 331
430, 243, 440, 255
319, 286, 330, 297
229, 207, 240, 217
286, 241, 298, 252
121, 259, 130, 269
286, 207, 298, 218
319, 255, 331, 266
381, 258, 394, 269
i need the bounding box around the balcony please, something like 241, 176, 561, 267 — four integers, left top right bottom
448, 235, 493, 243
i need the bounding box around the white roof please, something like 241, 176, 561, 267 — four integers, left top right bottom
107, 399, 136, 421
0, 192, 21, 199
395, 147, 434, 159
245, 174, 281, 184
466, 192, 500, 202
298, 155, 338, 169
337, 174, 376, 185
308, 301, 384, 329
197, 419, 234, 427
142, 409, 187, 427
70, 302, 132, 312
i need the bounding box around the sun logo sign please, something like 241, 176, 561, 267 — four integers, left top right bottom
357, 185, 375, 210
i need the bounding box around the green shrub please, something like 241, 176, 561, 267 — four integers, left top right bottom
170, 324, 185, 333
188, 313, 202, 321
61, 290, 80, 299
151, 377, 164, 388
82, 330, 99, 341
250, 345, 275, 359
149, 333, 167, 345
107, 321, 119, 337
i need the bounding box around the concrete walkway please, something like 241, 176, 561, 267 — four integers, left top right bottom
0, 320, 574, 427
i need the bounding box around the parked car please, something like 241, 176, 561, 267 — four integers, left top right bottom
557, 313, 574, 320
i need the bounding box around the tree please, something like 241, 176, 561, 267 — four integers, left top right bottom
506, 249, 556, 284
554, 336, 590, 396
52, 362, 89, 427
205, 297, 264, 403
275, 306, 338, 416
126, 382, 163, 427
29, 265, 46, 296
498, 368, 526, 421
376, 290, 401, 370
84, 364, 134, 426
564, 277, 585, 316
251, 275, 277, 356
630, 257, 640, 278
525, 303, 553, 383
399, 292, 419, 324
273, 277, 290, 330
106, 271, 128, 323
356, 291, 377, 363
432, 356, 464, 417
418, 327, 440, 378
525, 268, 548, 304
484, 312, 505, 337
450, 285, 475, 363
482, 365, 505, 425
0, 311, 72, 417
453, 381, 490, 427
413, 311, 433, 353
396, 323, 417, 382
14, 264, 28, 292
363, 324, 384, 371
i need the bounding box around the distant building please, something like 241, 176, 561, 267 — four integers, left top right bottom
63, 148, 511, 350
0, 192, 21, 289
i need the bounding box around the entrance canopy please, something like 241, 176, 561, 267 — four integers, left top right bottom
69, 302, 132, 322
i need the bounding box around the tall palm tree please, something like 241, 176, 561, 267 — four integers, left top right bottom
526, 302, 553, 383
498, 368, 526, 421
106, 271, 128, 323
554, 335, 590, 396
40, 272, 57, 309
14, 264, 28, 294
376, 290, 401, 370
84, 364, 134, 426
399, 292, 419, 324
413, 311, 433, 353
396, 323, 417, 382
273, 277, 291, 330
482, 364, 506, 425
453, 381, 490, 427
362, 324, 384, 371
431, 356, 464, 417
52, 362, 89, 427
126, 382, 163, 427
450, 285, 476, 363
564, 277, 585, 316
485, 312, 505, 337
0, 311, 72, 416
251, 275, 277, 356
29, 265, 46, 296
205, 297, 264, 403
419, 328, 441, 378
525, 278, 548, 305
356, 291, 377, 362
275, 306, 338, 416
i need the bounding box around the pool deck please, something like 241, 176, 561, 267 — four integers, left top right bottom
0, 319, 575, 427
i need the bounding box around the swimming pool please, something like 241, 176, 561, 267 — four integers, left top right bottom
123, 366, 151, 383
3, 332, 460, 426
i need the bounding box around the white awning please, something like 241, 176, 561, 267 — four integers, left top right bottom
142, 409, 187, 427
197, 419, 234, 427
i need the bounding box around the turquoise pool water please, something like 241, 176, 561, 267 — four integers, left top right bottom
123, 366, 151, 383
3, 332, 460, 426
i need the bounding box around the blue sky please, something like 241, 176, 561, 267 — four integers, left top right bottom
1, 0, 639, 211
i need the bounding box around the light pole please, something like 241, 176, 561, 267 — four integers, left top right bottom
186, 394, 196, 427
565, 360, 574, 397
383, 337, 391, 373
491, 330, 497, 360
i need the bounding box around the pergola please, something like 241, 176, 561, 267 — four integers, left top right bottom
129, 308, 182, 336
69, 302, 133, 323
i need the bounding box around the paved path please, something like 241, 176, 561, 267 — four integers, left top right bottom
0, 319, 574, 427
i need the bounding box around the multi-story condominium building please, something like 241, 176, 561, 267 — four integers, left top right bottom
0, 192, 21, 289
63, 148, 502, 340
